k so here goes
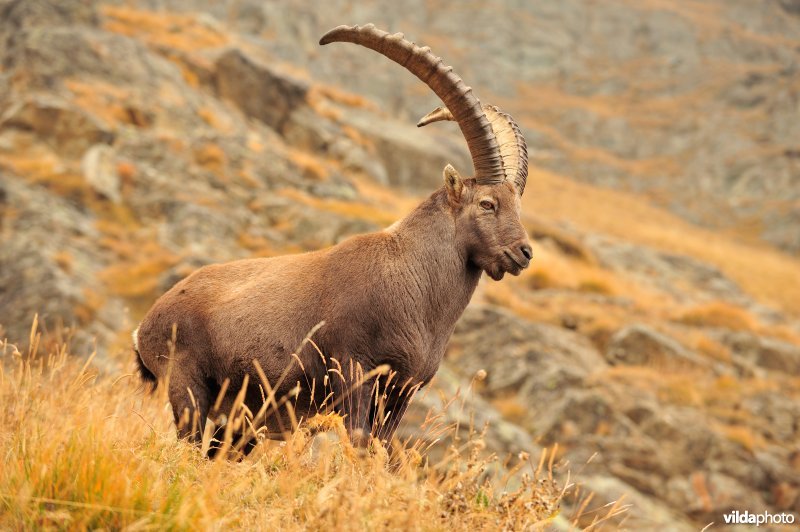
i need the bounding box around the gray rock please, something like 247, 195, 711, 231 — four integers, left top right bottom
0, 173, 121, 350
450, 304, 606, 393
448, 304, 611, 442
81, 144, 121, 202
0, 0, 98, 32
283, 106, 390, 186
214, 48, 308, 132
586, 233, 749, 305
606, 324, 711, 371
4, 26, 184, 90
578, 475, 694, 531
339, 108, 471, 191
0, 96, 114, 157
400, 364, 541, 461
720, 331, 800, 375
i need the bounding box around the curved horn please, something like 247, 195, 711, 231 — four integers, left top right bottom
418, 105, 528, 195
417, 106, 453, 127
319, 24, 505, 185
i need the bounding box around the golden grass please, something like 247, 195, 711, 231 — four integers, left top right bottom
64, 79, 141, 128
526, 268, 560, 291
101, 5, 229, 52
341, 125, 377, 152
0, 323, 620, 530
197, 105, 237, 134
525, 217, 597, 264
193, 142, 228, 177
576, 279, 614, 295
713, 423, 766, 454
278, 188, 398, 228
519, 244, 615, 294
482, 282, 552, 324
74, 288, 107, 327
98, 239, 179, 300
593, 365, 800, 431
307, 85, 380, 114
676, 330, 733, 363
490, 396, 528, 424
285, 148, 329, 181
675, 301, 758, 331
237, 232, 276, 257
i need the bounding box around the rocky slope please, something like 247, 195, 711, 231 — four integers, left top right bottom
210, 0, 800, 254
1, 1, 799, 529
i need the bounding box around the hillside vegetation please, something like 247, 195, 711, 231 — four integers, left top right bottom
2, 329, 592, 529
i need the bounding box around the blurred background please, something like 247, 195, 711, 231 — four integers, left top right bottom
0, 0, 798, 528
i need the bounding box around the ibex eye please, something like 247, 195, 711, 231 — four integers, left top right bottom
479, 200, 495, 211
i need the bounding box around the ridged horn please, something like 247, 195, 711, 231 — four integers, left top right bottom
319, 24, 505, 185
418, 105, 528, 195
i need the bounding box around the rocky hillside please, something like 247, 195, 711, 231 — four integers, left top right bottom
1, 1, 800, 529
205, 0, 800, 254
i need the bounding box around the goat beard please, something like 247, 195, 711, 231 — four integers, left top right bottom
486, 266, 506, 281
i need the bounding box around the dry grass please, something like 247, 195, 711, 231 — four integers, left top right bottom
490, 396, 528, 424
307, 85, 380, 114
526, 217, 596, 264
193, 142, 228, 177
526, 268, 560, 291
98, 239, 179, 300
713, 423, 766, 454
197, 105, 236, 134
101, 5, 229, 52
64, 79, 144, 128
518, 243, 619, 295
576, 279, 614, 295
285, 148, 329, 181
679, 330, 733, 363
675, 301, 758, 331
593, 365, 800, 431
278, 188, 398, 228
0, 321, 631, 530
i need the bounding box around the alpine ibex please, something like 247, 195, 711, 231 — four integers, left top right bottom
134, 24, 531, 454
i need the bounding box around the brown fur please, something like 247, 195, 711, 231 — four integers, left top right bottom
135, 170, 531, 453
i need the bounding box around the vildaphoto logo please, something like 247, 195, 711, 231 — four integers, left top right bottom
722, 510, 796, 526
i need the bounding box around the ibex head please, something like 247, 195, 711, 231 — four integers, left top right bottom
320, 24, 532, 280
440, 162, 530, 280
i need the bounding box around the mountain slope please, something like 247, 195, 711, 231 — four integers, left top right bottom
1, 1, 799, 529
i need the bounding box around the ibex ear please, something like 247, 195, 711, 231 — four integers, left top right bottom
443, 164, 464, 204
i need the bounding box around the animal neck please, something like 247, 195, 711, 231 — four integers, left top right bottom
389, 188, 481, 337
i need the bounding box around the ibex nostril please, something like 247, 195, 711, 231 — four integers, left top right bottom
520, 244, 533, 261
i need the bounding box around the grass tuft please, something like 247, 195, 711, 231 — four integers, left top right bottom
0, 322, 607, 530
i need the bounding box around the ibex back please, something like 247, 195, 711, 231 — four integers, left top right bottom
134, 24, 532, 456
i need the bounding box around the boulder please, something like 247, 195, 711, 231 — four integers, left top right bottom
214, 48, 308, 132
0, 0, 98, 32
3, 26, 183, 89
719, 331, 800, 375
578, 475, 695, 531
400, 364, 541, 462
0, 173, 121, 351
585, 234, 749, 306
605, 324, 711, 371
338, 108, 471, 191
448, 305, 609, 437
0, 96, 113, 157
81, 144, 121, 202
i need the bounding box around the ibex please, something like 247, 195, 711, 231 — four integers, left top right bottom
134, 24, 531, 455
